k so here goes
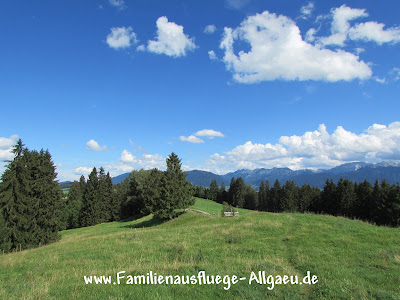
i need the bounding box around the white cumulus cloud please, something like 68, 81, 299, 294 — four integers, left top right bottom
208, 50, 217, 60
194, 129, 224, 138
86, 139, 108, 151
206, 122, 400, 173
180, 135, 205, 144
219, 10, 372, 83
318, 5, 400, 46
348, 21, 400, 45
0, 134, 19, 161
106, 27, 137, 49
118, 150, 165, 170
74, 167, 93, 176
147, 16, 197, 57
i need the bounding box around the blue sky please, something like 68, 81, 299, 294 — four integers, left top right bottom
1, 0, 400, 181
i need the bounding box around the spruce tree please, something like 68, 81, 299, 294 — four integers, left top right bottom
66, 181, 83, 229
107, 172, 119, 221
0, 140, 33, 250
321, 179, 339, 215
227, 177, 235, 205
355, 180, 374, 221
231, 177, 246, 208
0, 210, 11, 252
209, 180, 219, 202
244, 185, 258, 210
98, 167, 111, 222
29, 149, 66, 244
154, 152, 193, 220
217, 182, 227, 204
80, 167, 100, 227
0, 140, 66, 250
282, 180, 298, 212
337, 178, 356, 217
142, 168, 164, 215
270, 180, 282, 212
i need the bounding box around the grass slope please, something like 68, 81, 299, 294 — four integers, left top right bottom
189, 197, 251, 215
1, 199, 399, 299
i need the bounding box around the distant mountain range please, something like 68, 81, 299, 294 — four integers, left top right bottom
60, 161, 400, 189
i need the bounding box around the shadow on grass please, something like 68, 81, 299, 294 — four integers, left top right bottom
121, 217, 164, 229
119, 210, 187, 229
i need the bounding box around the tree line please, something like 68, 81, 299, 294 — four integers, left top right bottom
195, 177, 400, 227
66, 152, 194, 229
0, 141, 193, 253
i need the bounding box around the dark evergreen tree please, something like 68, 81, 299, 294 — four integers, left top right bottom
154, 153, 193, 220
298, 184, 313, 213
98, 167, 109, 223
194, 185, 206, 199
282, 180, 298, 212
321, 179, 339, 215
227, 177, 235, 205
209, 180, 219, 202
0, 140, 66, 251
217, 181, 227, 204
0, 140, 34, 250
258, 181, 266, 211
0, 211, 11, 252
244, 185, 258, 210
115, 175, 132, 220
107, 172, 120, 221
354, 180, 374, 221
270, 180, 282, 212
388, 184, 400, 227
375, 179, 392, 225
258, 180, 270, 211
66, 181, 83, 229
337, 178, 356, 217
28, 149, 66, 244
80, 167, 101, 227
142, 168, 165, 215
231, 177, 246, 208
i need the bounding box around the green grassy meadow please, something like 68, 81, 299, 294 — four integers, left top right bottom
61, 188, 70, 195
1, 198, 399, 299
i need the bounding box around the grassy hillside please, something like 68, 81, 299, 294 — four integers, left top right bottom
1, 198, 399, 299
189, 197, 251, 215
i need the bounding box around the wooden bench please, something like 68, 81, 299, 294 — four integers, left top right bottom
223, 212, 239, 217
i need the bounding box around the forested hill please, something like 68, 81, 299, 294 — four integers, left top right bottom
101, 161, 400, 189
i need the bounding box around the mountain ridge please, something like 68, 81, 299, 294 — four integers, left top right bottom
101, 161, 400, 188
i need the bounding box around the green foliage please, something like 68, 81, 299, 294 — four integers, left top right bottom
153, 152, 194, 220
66, 181, 83, 229
270, 180, 282, 212
228, 177, 246, 208
0, 139, 66, 252
79, 167, 100, 227
244, 185, 258, 210
0, 211, 11, 252
221, 201, 234, 215
208, 180, 219, 202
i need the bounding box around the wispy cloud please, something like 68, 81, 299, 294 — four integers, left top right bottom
204, 24, 217, 34
109, 0, 126, 10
